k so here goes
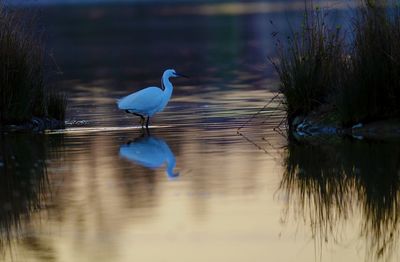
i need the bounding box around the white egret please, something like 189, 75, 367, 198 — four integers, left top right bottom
119, 136, 179, 179
117, 69, 187, 128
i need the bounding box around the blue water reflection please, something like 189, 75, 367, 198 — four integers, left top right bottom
119, 135, 179, 179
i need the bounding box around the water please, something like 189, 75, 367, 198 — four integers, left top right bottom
1, 1, 400, 261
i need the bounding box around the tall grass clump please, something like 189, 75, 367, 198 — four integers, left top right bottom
0, 6, 66, 125
272, 3, 346, 126
337, 0, 400, 125
274, 0, 400, 127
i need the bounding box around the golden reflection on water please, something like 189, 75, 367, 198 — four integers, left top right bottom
2, 126, 290, 262
2, 81, 399, 261
2, 86, 399, 261
3, 123, 393, 262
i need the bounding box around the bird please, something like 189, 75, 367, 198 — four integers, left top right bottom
117, 69, 187, 129
119, 136, 179, 179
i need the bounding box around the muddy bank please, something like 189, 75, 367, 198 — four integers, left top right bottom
1, 117, 65, 132
293, 115, 400, 141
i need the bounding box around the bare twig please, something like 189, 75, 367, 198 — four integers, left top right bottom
237, 92, 281, 131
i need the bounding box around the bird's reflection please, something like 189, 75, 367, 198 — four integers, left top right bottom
119, 134, 179, 179
280, 138, 400, 261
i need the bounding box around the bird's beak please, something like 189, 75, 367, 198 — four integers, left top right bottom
175, 72, 189, 78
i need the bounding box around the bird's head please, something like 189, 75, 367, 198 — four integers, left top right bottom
164, 69, 188, 78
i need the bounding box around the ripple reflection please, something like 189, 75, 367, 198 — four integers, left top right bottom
280, 138, 400, 261
0, 133, 64, 254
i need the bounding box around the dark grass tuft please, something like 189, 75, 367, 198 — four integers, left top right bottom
0, 5, 66, 125
272, 3, 346, 126
337, 0, 400, 125
274, 0, 400, 127
47, 88, 67, 121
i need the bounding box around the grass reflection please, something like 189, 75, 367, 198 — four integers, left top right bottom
280, 138, 400, 261
0, 133, 64, 252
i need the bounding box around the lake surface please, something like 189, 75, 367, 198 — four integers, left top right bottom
1, 1, 400, 261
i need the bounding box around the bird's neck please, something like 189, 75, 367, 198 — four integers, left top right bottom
161, 76, 173, 92
161, 75, 173, 96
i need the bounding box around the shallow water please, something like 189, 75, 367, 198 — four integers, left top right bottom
1, 1, 400, 262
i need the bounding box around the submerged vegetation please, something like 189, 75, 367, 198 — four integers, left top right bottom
280, 138, 400, 261
0, 132, 64, 253
0, 6, 66, 126
274, 0, 400, 127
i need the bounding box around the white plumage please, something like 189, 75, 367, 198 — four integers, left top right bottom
117, 69, 187, 128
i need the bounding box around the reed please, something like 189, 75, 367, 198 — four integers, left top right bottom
337, 0, 400, 125
272, 2, 346, 126
0, 6, 66, 125
274, 0, 400, 127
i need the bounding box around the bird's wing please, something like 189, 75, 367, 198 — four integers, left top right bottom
117, 87, 163, 115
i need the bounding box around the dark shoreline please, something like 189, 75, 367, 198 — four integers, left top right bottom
292, 115, 400, 141
1, 117, 65, 132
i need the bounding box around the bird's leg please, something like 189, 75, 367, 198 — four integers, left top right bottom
146, 117, 150, 129
129, 112, 145, 128
139, 115, 145, 128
